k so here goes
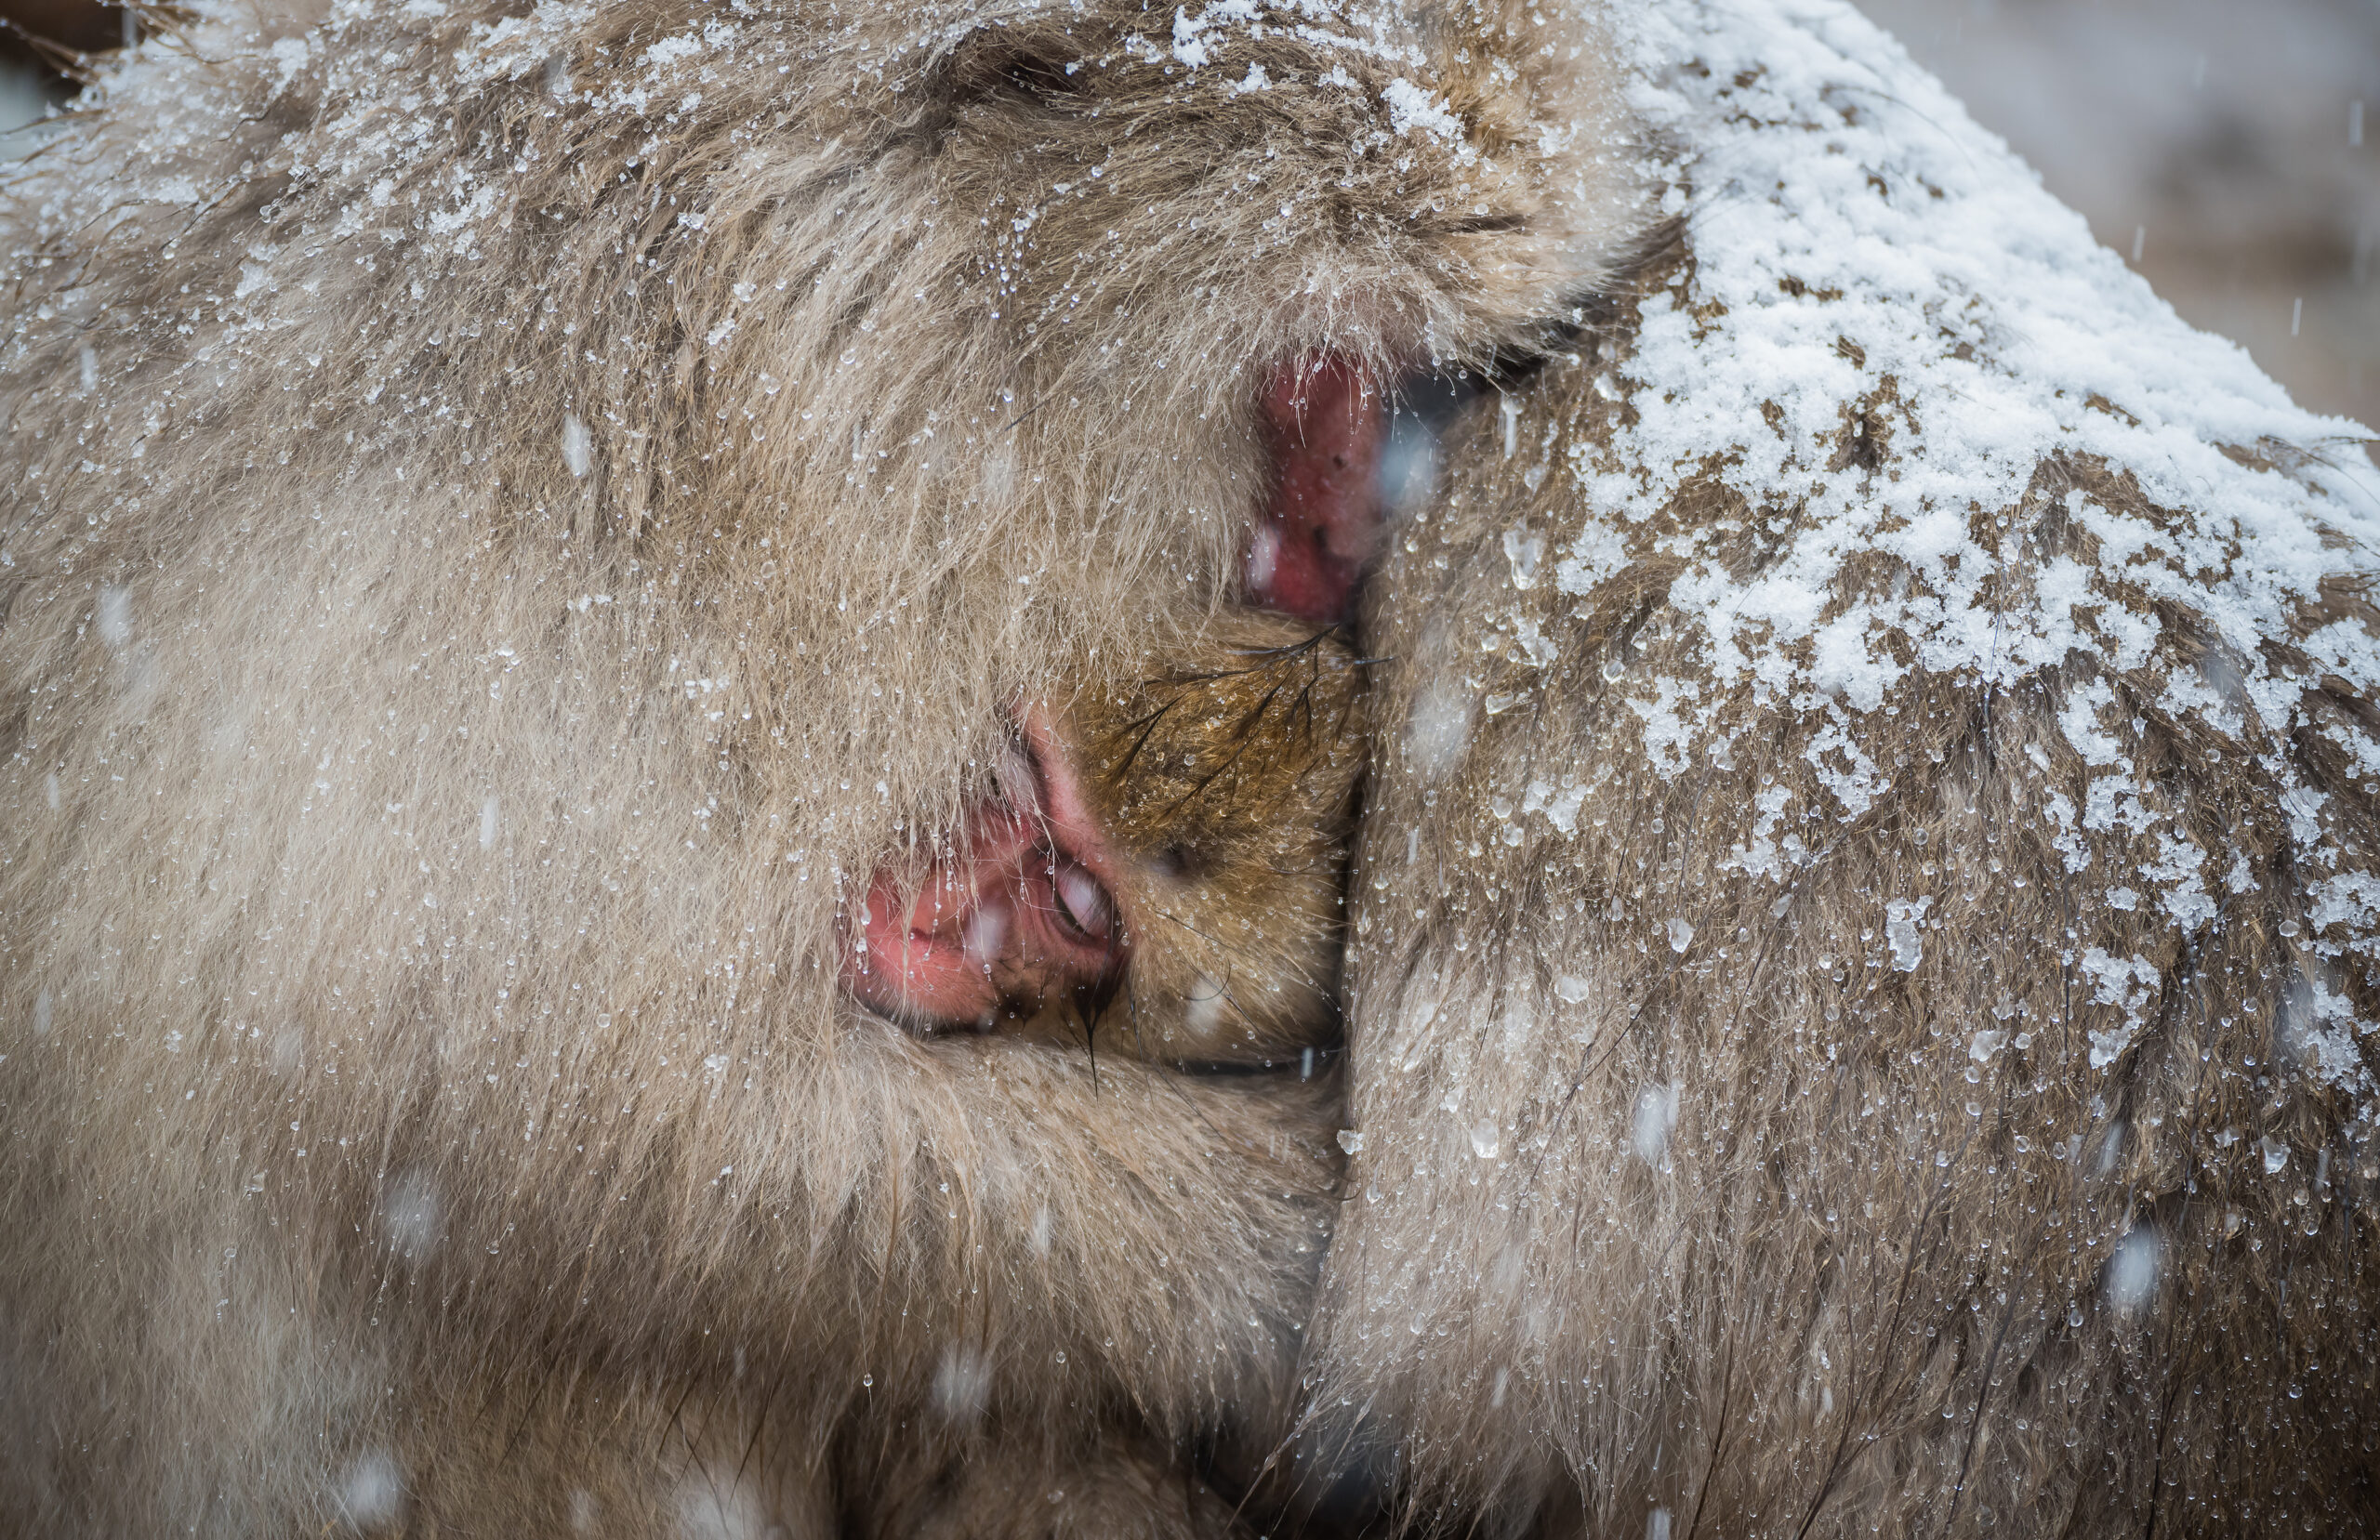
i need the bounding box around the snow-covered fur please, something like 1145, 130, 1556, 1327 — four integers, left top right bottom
0, 0, 1641, 1531
1316, 3, 2380, 1534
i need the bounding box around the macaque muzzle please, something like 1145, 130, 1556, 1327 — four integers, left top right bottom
842, 620, 1368, 1060
841, 712, 1132, 1033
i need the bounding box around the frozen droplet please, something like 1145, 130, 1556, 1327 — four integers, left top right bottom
1968, 1029, 2007, 1062
2105, 1226, 2161, 1315
1470, 1120, 1501, 1160
337, 1450, 403, 1529
1554, 974, 1590, 1004
479, 795, 499, 849
561, 413, 593, 478
77, 344, 97, 393
701, 1052, 729, 1076
96, 585, 131, 648
1667, 917, 1694, 954
1337, 1128, 1364, 1155
2261, 1137, 2289, 1176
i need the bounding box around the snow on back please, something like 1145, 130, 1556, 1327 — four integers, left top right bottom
1531, 0, 2380, 1093
1582, 0, 2378, 712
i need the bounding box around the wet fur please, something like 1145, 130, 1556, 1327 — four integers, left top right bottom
1316, 256, 2380, 1535
0, 0, 1639, 1532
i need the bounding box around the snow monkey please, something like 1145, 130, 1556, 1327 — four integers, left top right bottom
345, 612, 1368, 1536
0, 0, 1642, 1533
1310, 4, 2380, 1535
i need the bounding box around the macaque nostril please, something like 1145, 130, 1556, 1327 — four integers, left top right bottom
1053, 861, 1116, 942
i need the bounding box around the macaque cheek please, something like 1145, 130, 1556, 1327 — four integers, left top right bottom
1247, 357, 1388, 626
840, 862, 1009, 1029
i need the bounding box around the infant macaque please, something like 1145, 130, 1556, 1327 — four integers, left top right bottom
845, 612, 1368, 1064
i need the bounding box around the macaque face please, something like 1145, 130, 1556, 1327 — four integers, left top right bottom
844, 614, 1367, 1064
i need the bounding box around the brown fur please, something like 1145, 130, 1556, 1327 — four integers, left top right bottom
1049, 616, 1369, 1063
0, 0, 1641, 1532
1315, 259, 2380, 1534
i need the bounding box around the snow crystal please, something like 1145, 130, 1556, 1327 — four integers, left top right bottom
95, 585, 131, 648
1403, 678, 1474, 781
1545, 0, 2380, 1089
931, 1344, 991, 1425
337, 1451, 403, 1528
2105, 1226, 2161, 1315
380, 1171, 443, 1258
560, 413, 592, 479
1884, 896, 1928, 972
1630, 1083, 1679, 1165
673, 1475, 774, 1540
1381, 78, 1462, 143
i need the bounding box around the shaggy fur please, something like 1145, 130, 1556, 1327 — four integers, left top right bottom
1315, 253, 2380, 1535
0, 0, 1641, 1531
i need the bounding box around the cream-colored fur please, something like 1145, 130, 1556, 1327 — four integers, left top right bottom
0, 0, 1642, 1531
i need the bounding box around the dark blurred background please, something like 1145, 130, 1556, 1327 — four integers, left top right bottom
4, 0, 2376, 434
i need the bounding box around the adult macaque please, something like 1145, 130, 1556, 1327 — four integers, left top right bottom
1315, 3, 2380, 1534
0, 0, 1640, 1531
356, 614, 1367, 1535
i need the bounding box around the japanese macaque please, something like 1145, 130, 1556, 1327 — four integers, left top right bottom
1315, 216, 2380, 1540
350, 613, 1368, 1537
0, 0, 1639, 1533
848, 615, 1369, 1068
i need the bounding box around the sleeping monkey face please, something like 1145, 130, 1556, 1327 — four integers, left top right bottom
844, 613, 1368, 1065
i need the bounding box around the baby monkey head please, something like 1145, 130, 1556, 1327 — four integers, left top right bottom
844, 613, 1368, 1065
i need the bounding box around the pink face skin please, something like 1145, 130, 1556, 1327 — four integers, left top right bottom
841, 356, 1385, 1032
841, 712, 1131, 1032
1244, 357, 1389, 628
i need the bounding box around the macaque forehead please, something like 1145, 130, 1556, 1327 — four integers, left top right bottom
1073, 618, 1368, 857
